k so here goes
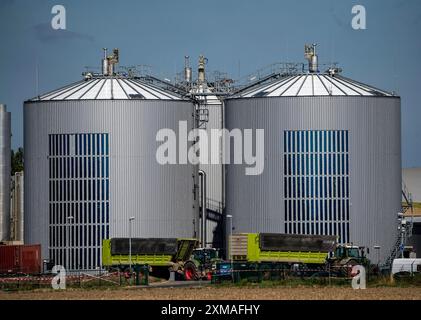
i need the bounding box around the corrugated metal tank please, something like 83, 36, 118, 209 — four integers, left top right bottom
225, 73, 401, 262
0, 104, 11, 242
24, 76, 198, 270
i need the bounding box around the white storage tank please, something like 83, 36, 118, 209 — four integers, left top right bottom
24, 50, 198, 270
224, 47, 401, 262
0, 104, 11, 242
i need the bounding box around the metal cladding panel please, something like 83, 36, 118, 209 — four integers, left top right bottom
225, 96, 401, 261
0, 105, 11, 242
24, 100, 197, 262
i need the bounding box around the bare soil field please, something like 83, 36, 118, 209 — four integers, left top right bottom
1, 286, 421, 300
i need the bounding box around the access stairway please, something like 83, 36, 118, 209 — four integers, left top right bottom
383, 182, 414, 269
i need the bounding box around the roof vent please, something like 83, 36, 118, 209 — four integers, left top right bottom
102, 48, 119, 76
184, 56, 192, 83
304, 44, 318, 73
198, 55, 208, 84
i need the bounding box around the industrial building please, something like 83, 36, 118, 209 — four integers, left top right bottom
224, 45, 402, 262
24, 49, 199, 270
23, 45, 405, 270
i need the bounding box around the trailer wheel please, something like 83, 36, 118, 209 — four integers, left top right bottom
184, 261, 199, 281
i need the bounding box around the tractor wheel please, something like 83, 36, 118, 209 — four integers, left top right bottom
184, 261, 199, 281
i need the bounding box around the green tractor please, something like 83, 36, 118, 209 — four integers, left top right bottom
182, 248, 221, 280
327, 245, 370, 276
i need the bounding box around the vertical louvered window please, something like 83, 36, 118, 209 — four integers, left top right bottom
48, 133, 110, 270
284, 130, 350, 244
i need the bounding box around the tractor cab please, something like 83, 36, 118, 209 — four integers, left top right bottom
335, 246, 365, 259
329, 245, 369, 266
191, 248, 220, 266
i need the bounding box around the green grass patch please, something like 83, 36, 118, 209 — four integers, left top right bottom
213, 274, 421, 289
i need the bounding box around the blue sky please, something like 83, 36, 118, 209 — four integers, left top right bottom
0, 0, 420, 167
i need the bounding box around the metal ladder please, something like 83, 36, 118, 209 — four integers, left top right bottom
195, 99, 209, 129
383, 182, 414, 269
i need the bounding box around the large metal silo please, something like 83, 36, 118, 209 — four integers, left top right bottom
24, 52, 198, 270
225, 69, 401, 262
0, 104, 11, 242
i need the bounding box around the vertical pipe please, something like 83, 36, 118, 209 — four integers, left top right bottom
67, 219, 69, 270
192, 102, 200, 240
67, 216, 73, 270
129, 219, 132, 274
108, 63, 114, 77
226, 214, 233, 280
221, 101, 227, 255
311, 43, 318, 73
18, 172, 24, 242
199, 170, 207, 248
184, 56, 192, 84
129, 216, 135, 281
102, 48, 108, 76
198, 55, 206, 84
221, 100, 226, 213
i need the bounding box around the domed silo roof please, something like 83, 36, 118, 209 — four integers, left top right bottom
232, 73, 393, 98
31, 76, 185, 101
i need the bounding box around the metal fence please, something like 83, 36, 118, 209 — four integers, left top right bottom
0, 268, 147, 291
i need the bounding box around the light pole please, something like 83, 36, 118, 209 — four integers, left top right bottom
398, 212, 409, 258
226, 214, 233, 282
67, 216, 74, 270
129, 216, 135, 281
